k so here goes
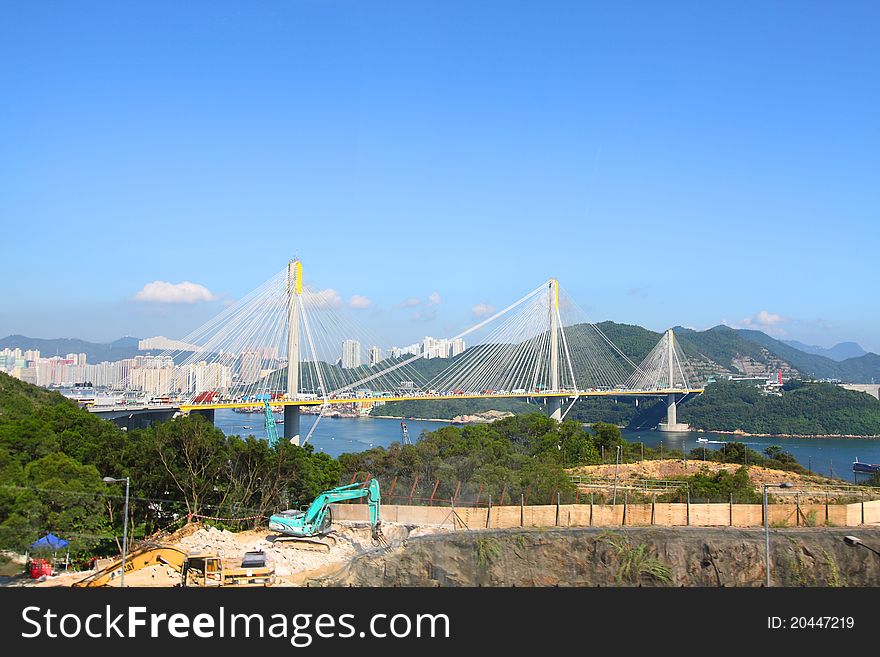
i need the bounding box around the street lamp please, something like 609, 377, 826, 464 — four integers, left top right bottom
843, 535, 880, 558
103, 476, 130, 587
764, 482, 792, 587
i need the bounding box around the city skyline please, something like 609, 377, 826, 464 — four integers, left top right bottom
2, 3, 879, 351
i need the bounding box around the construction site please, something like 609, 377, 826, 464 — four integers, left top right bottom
4, 466, 879, 588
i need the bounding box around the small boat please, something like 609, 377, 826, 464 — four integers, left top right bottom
696, 437, 709, 443
853, 458, 880, 474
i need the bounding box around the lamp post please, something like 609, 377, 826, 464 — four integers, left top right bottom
764, 482, 792, 587
843, 535, 880, 558
103, 476, 130, 587
612, 445, 621, 504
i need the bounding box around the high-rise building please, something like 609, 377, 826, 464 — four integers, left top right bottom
421, 336, 464, 359
342, 339, 361, 369
369, 345, 382, 367
388, 343, 421, 359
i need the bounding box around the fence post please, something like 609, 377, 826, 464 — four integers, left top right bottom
796, 493, 800, 527
651, 494, 656, 525
388, 477, 397, 499
520, 494, 525, 527
450, 497, 455, 530
556, 492, 561, 527
622, 491, 628, 526
686, 490, 691, 526
486, 495, 492, 529
825, 492, 829, 526
590, 493, 594, 527
862, 492, 865, 525
409, 475, 419, 504
729, 493, 733, 526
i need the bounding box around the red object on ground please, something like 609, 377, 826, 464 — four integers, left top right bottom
28, 558, 53, 578
192, 391, 217, 403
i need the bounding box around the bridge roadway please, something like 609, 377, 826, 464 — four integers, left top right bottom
176, 388, 705, 412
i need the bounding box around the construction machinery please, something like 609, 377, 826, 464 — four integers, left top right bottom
264, 399, 280, 446
180, 549, 275, 587
268, 478, 385, 552
73, 544, 275, 587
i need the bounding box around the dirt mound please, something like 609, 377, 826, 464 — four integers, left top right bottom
567, 460, 847, 501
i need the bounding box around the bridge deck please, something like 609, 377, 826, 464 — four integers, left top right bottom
176, 389, 704, 412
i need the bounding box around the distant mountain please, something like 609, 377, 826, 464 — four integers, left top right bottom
575, 323, 880, 385
782, 339, 867, 361
0, 334, 160, 364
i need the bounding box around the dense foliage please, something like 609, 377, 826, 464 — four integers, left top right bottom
660, 466, 761, 503
679, 380, 880, 436
339, 415, 631, 505
0, 373, 339, 554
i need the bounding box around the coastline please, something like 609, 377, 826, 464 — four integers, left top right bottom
369, 414, 452, 423
362, 414, 880, 439
692, 428, 880, 440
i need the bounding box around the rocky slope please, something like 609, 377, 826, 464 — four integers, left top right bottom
315, 527, 880, 587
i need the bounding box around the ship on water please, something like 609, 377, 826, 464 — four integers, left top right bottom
852, 457, 880, 474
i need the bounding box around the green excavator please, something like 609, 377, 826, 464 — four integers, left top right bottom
268, 478, 385, 552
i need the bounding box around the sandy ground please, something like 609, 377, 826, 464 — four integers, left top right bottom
566, 459, 867, 502
13, 520, 441, 588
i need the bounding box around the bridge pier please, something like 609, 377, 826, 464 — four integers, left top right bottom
547, 397, 563, 422
284, 405, 301, 446
658, 393, 689, 432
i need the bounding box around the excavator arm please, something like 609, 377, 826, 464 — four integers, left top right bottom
269, 478, 384, 543
73, 544, 188, 587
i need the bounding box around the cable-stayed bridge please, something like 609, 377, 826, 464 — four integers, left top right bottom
117, 260, 703, 443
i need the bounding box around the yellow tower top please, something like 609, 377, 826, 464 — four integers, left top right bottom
294, 259, 303, 295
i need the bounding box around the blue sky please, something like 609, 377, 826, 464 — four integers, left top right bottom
1, 1, 878, 352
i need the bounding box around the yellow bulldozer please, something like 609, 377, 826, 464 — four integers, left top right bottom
73, 543, 275, 587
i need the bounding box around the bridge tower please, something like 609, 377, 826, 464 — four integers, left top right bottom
547, 278, 563, 422
657, 329, 689, 432
284, 259, 302, 445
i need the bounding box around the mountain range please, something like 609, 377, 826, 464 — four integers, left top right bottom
781, 339, 867, 361
0, 335, 158, 363
2, 326, 878, 384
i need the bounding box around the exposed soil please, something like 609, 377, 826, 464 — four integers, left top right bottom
315, 526, 880, 587
566, 460, 861, 503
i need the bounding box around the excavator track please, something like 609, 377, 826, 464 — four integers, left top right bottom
270, 533, 337, 553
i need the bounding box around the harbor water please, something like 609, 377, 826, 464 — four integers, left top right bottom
214, 409, 880, 481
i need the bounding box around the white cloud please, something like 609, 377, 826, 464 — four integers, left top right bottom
134, 281, 217, 304
398, 297, 421, 308
737, 310, 786, 335
428, 292, 441, 305
349, 294, 372, 309
312, 288, 342, 308
471, 302, 496, 318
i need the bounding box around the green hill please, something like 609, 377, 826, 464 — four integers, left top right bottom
679, 380, 880, 436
